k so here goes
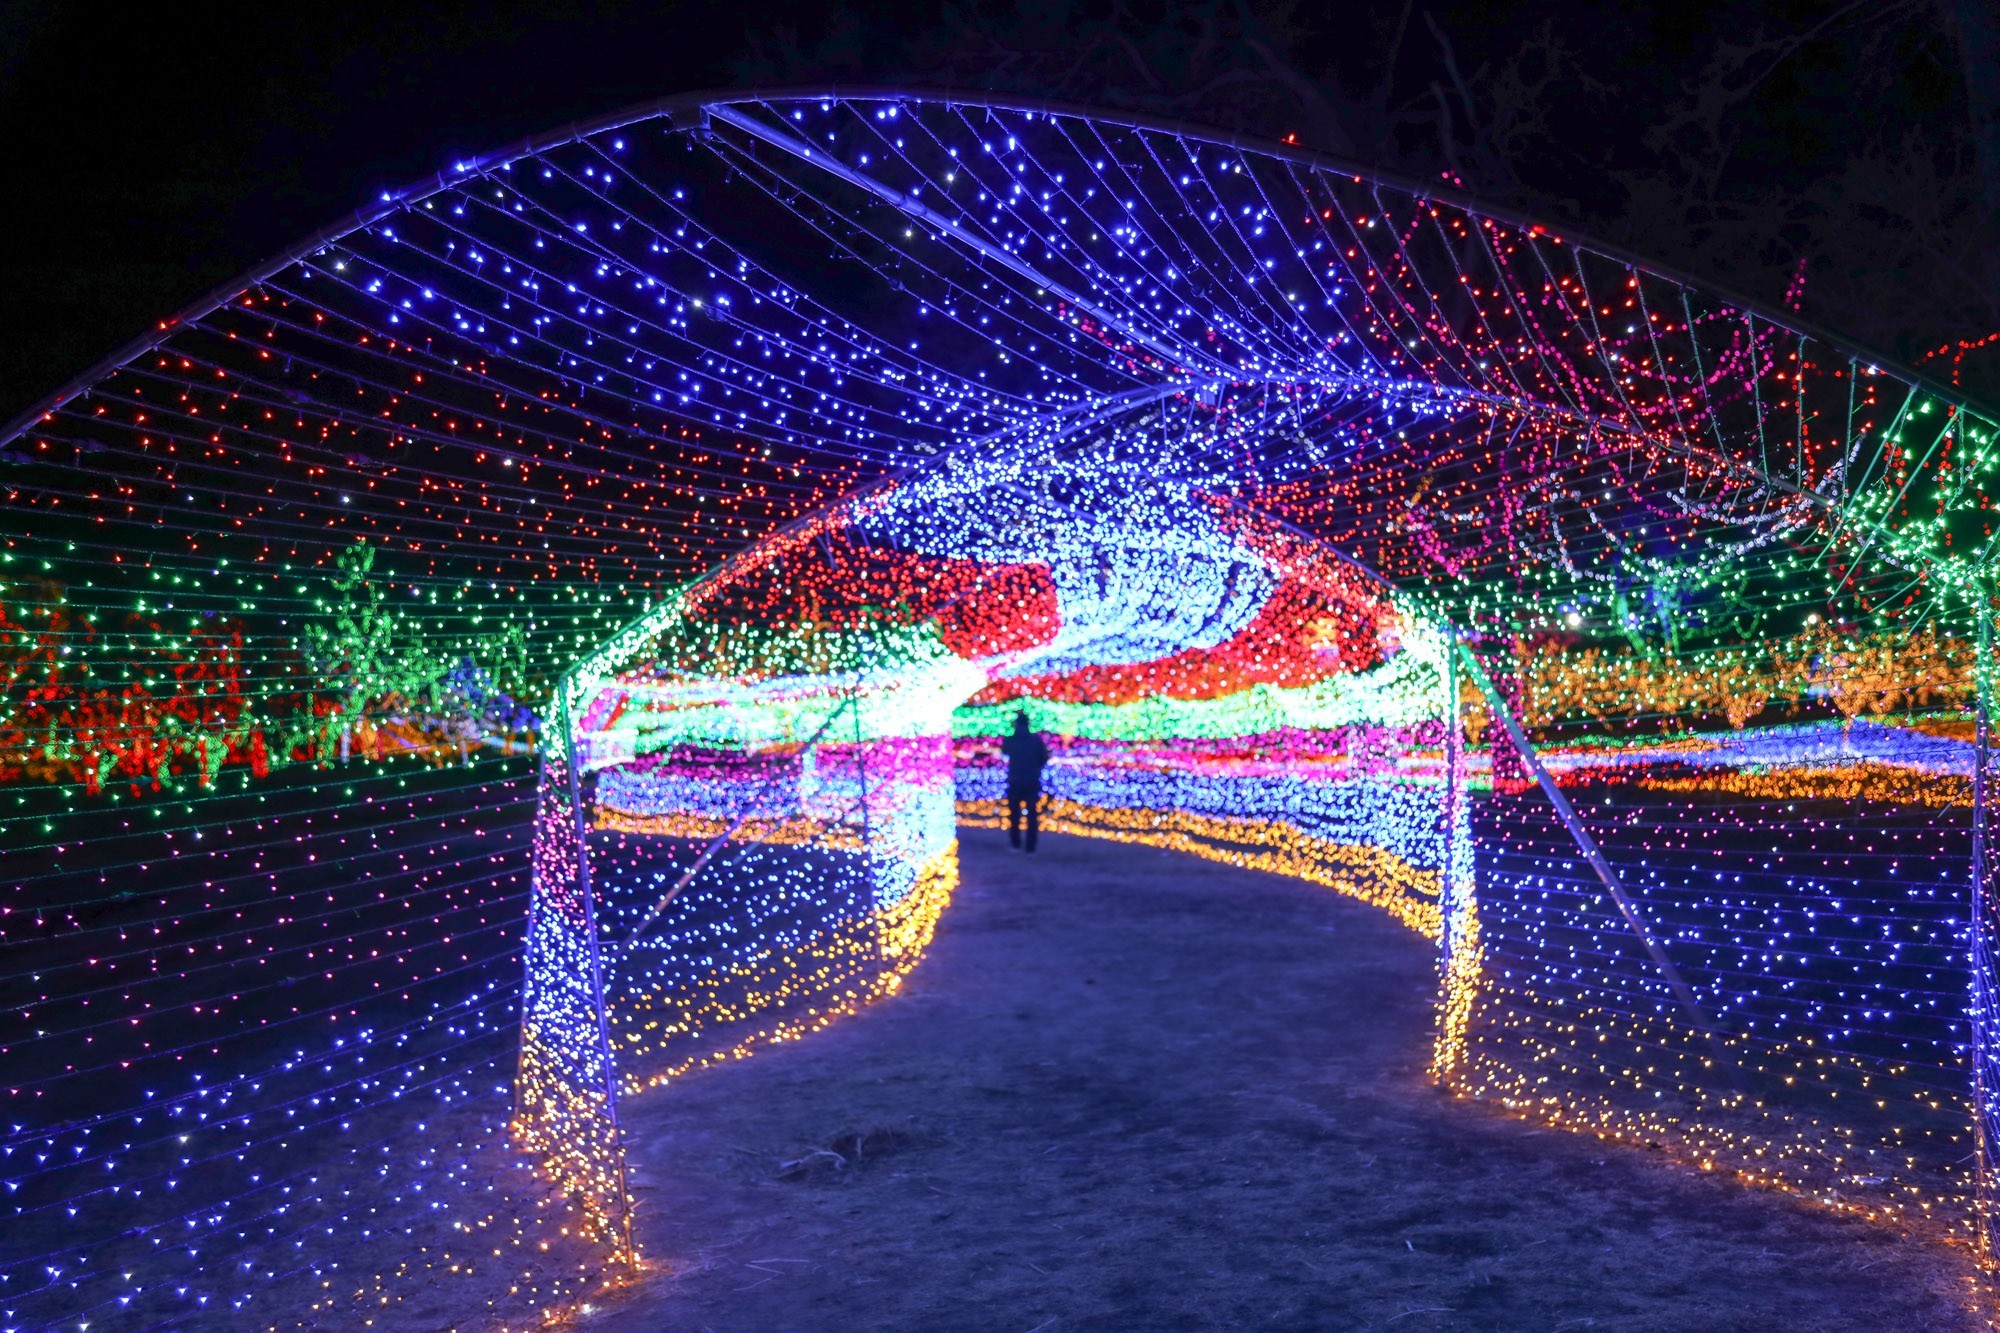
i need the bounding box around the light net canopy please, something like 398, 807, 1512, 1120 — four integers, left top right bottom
15, 90, 1986, 627
6, 89, 2000, 1329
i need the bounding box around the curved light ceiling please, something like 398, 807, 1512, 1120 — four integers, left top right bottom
9, 87, 1993, 643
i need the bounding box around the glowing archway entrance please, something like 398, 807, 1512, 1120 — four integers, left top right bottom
5, 89, 1999, 1328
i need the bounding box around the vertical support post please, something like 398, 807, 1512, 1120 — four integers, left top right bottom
1432, 625, 1481, 1081
1443, 629, 1462, 901
851, 637, 883, 968
1974, 595, 1995, 1276
564, 678, 638, 1272
854, 639, 874, 859
515, 677, 638, 1273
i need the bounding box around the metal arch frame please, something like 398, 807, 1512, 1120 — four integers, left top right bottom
2, 77, 1989, 1290
6, 82, 1997, 450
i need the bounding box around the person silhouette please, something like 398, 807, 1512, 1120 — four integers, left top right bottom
999, 710, 1050, 852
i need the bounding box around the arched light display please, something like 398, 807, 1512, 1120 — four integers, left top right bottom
3, 88, 1999, 1328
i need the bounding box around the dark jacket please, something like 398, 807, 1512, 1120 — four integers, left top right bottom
1000, 729, 1049, 794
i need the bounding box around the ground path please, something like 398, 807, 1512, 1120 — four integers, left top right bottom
595, 827, 1977, 1331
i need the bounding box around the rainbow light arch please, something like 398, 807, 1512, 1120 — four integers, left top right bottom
5, 88, 2000, 1327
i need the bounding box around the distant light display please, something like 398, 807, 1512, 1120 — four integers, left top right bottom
3, 89, 1999, 1329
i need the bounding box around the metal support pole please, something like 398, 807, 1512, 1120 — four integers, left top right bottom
854, 639, 874, 868
1455, 642, 1739, 1087
622, 692, 863, 946
850, 637, 887, 967
622, 811, 754, 945
1974, 597, 1994, 1271
562, 679, 639, 1270
1443, 633, 1463, 907
1432, 627, 1479, 1081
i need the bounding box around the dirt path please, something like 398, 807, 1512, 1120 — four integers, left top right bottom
594, 827, 1978, 1332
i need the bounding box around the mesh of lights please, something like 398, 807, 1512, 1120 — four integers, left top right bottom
3, 88, 2000, 1328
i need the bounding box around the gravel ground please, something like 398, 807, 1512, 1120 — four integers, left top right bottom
585, 825, 1981, 1332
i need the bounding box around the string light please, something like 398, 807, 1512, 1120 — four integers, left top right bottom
4, 90, 1999, 1329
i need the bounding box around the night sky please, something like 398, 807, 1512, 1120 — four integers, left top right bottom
2, 0, 1992, 423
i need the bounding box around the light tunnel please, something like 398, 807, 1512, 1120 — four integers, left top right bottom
5, 88, 2000, 1328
